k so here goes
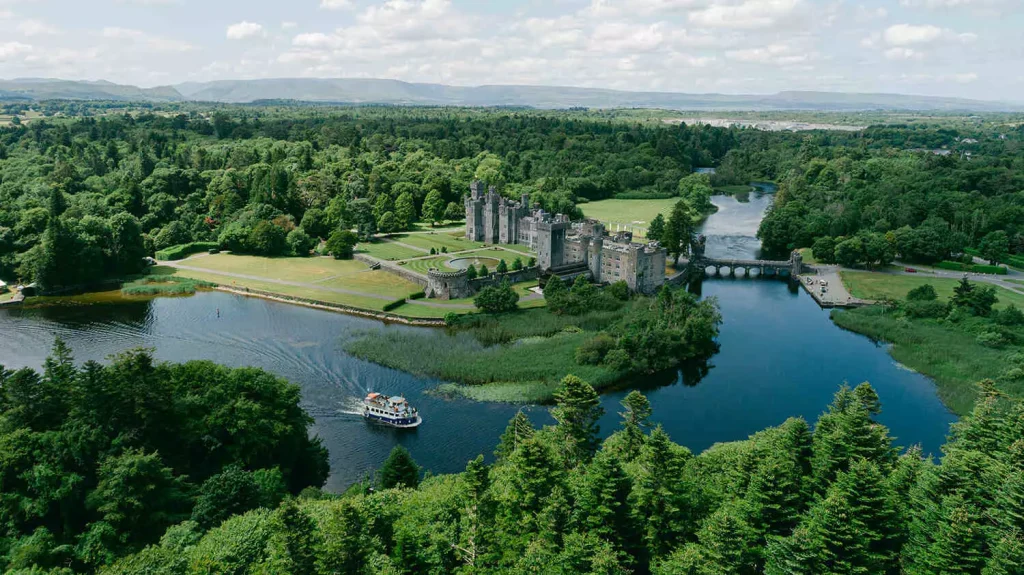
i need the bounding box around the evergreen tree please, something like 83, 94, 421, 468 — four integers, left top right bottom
647, 213, 666, 243
496, 259, 508, 274
662, 199, 696, 264
918, 496, 987, 575
466, 263, 478, 280
572, 451, 634, 551
994, 471, 1024, 535
810, 384, 895, 493
495, 410, 534, 461
379, 445, 420, 489
744, 451, 805, 541
833, 458, 903, 573
983, 529, 1024, 575
695, 502, 759, 575
632, 426, 689, 557
619, 390, 652, 459
551, 375, 604, 467
764, 486, 869, 575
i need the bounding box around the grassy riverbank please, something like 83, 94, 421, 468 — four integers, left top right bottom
841, 271, 1024, 309
345, 306, 632, 402
832, 305, 1024, 415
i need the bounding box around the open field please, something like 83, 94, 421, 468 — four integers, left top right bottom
166, 254, 421, 304
580, 198, 678, 235
714, 184, 756, 195
356, 240, 425, 261
841, 271, 1024, 309
0, 289, 16, 303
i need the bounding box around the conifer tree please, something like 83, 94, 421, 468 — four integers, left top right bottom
919, 496, 987, 575
983, 529, 1024, 575
551, 375, 604, 468
834, 458, 903, 573
632, 426, 689, 557
810, 384, 895, 494
744, 451, 805, 541
765, 487, 869, 575
572, 451, 634, 551
619, 390, 652, 459
494, 410, 534, 462
994, 471, 1024, 534
379, 445, 420, 489
695, 502, 759, 575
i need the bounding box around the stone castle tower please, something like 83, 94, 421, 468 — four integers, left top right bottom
464, 180, 530, 244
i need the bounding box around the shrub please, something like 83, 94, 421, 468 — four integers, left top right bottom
903, 300, 947, 319
607, 281, 630, 301
286, 229, 316, 256
155, 242, 219, 261
996, 304, 1024, 326
430, 247, 436, 255
976, 331, 1006, 348
575, 332, 617, 365
970, 264, 1008, 275
382, 298, 407, 312
512, 258, 523, 271
409, 291, 426, 300
1001, 367, 1024, 381
443, 312, 461, 326
325, 230, 358, 260
906, 284, 937, 302
603, 349, 632, 372
474, 280, 519, 314
496, 259, 508, 274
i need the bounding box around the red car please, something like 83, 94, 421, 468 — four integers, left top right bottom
905, 267, 917, 273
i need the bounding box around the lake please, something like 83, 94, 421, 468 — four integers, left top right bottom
0, 191, 956, 491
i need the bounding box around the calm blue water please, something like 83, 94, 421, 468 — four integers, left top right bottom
0, 192, 955, 490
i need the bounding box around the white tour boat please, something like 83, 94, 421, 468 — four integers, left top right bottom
362, 393, 422, 428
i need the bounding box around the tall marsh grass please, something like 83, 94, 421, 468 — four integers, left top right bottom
832, 305, 1024, 415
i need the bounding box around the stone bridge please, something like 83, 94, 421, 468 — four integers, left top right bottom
698, 252, 804, 278
669, 246, 805, 284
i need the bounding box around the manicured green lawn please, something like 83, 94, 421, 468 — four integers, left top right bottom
399, 255, 461, 275
356, 240, 425, 261
0, 289, 15, 302
714, 185, 755, 195
177, 253, 368, 282
580, 198, 679, 236
391, 233, 484, 253
841, 271, 1024, 309
167, 254, 421, 307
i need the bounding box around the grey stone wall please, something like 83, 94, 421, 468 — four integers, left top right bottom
469, 266, 541, 290
426, 269, 472, 300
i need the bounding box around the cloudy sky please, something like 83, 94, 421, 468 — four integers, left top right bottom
0, 0, 1022, 101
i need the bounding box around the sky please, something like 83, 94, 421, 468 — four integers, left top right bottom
0, 0, 1022, 101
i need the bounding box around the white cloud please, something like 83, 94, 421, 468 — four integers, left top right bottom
882, 23, 976, 46
689, 0, 801, 29
18, 19, 58, 36
726, 42, 812, 65
320, 0, 353, 9
0, 41, 31, 60
226, 21, 264, 40
883, 23, 942, 45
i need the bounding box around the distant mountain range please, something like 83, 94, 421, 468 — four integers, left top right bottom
2, 77, 1022, 112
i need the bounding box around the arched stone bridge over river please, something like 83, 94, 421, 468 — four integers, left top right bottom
667, 241, 806, 284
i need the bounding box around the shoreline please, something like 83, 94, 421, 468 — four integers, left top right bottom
212, 286, 447, 327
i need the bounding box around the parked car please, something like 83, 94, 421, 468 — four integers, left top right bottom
905, 267, 917, 273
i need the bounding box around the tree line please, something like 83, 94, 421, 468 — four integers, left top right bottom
91, 374, 1024, 575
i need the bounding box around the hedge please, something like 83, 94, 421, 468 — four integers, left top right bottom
409, 291, 426, 300
936, 261, 1008, 275
965, 248, 1024, 270
156, 242, 220, 261
382, 298, 407, 312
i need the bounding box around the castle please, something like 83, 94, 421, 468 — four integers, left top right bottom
465, 181, 666, 294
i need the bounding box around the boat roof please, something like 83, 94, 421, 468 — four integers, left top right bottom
389, 396, 406, 404
366, 392, 381, 400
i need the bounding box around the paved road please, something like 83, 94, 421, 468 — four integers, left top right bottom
873, 260, 1024, 296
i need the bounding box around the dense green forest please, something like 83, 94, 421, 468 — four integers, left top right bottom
7, 345, 1018, 575
3, 103, 1022, 293
0, 341, 328, 573
751, 125, 1024, 262
0, 106, 737, 291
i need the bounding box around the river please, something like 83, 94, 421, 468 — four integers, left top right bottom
0, 190, 956, 491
